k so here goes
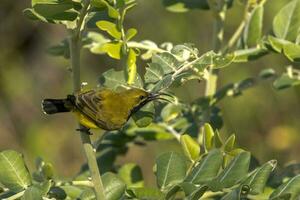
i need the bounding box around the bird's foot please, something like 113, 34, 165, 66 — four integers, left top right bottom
76, 127, 92, 135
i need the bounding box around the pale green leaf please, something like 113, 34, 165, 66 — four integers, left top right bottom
0, 150, 32, 192
243, 160, 277, 195
156, 152, 187, 190
273, 74, 300, 90
212, 152, 250, 190
270, 175, 300, 200
99, 42, 122, 59
126, 28, 138, 41
203, 123, 214, 151
99, 69, 143, 89
273, 0, 300, 41
223, 134, 235, 152
243, 5, 264, 47
161, 104, 182, 122
180, 134, 200, 162
102, 172, 126, 200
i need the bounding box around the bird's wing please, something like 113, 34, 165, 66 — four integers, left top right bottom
75, 90, 107, 128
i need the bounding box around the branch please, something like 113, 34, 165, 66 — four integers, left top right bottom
69, 0, 106, 199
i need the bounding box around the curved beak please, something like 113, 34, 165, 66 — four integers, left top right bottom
147, 92, 173, 103
128, 92, 174, 120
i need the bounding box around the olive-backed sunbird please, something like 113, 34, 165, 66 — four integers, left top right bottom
42, 88, 169, 131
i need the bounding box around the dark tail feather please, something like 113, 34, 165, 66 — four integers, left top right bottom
42, 98, 71, 114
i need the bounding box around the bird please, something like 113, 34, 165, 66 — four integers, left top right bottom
41, 88, 171, 132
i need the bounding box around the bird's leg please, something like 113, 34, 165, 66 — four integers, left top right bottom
76, 126, 92, 135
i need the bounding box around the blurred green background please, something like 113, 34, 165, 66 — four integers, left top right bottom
0, 0, 299, 186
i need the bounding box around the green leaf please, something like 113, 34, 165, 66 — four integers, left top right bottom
273, 0, 300, 41
223, 134, 235, 152
96, 20, 122, 39
270, 175, 300, 200
31, 0, 78, 21
282, 43, 300, 62
161, 104, 182, 122
91, 0, 107, 9
187, 185, 209, 200
23, 8, 53, 23
180, 134, 200, 162
151, 74, 173, 92
259, 68, 276, 79
243, 5, 264, 47
126, 187, 164, 199
118, 163, 144, 187
203, 123, 214, 151
243, 160, 277, 195
162, 0, 208, 13
145, 63, 165, 84
0, 150, 31, 192
106, 4, 120, 19
102, 172, 126, 200
273, 74, 300, 90
99, 42, 122, 59
179, 182, 197, 196
99, 69, 143, 89
126, 48, 137, 85
193, 51, 234, 70
156, 152, 187, 190
162, 0, 233, 12
22, 186, 43, 200
233, 47, 268, 62
47, 39, 70, 59
185, 149, 223, 184
86, 31, 111, 55
213, 130, 223, 148
152, 53, 182, 74
212, 53, 235, 69
130, 124, 174, 141
79, 188, 95, 200
126, 28, 138, 41
268, 36, 300, 62
132, 102, 154, 127
267, 35, 290, 52
165, 185, 181, 200
92, 0, 120, 19
21, 181, 51, 200
58, 186, 79, 199
212, 152, 250, 190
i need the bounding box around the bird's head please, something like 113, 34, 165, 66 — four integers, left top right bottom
123, 88, 172, 118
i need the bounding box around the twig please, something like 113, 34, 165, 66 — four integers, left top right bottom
127, 41, 166, 53
159, 123, 181, 141
3, 191, 25, 200
72, 180, 94, 187
222, 3, 250, 53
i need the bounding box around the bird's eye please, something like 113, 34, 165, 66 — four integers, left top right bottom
139, 95, 145, 100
